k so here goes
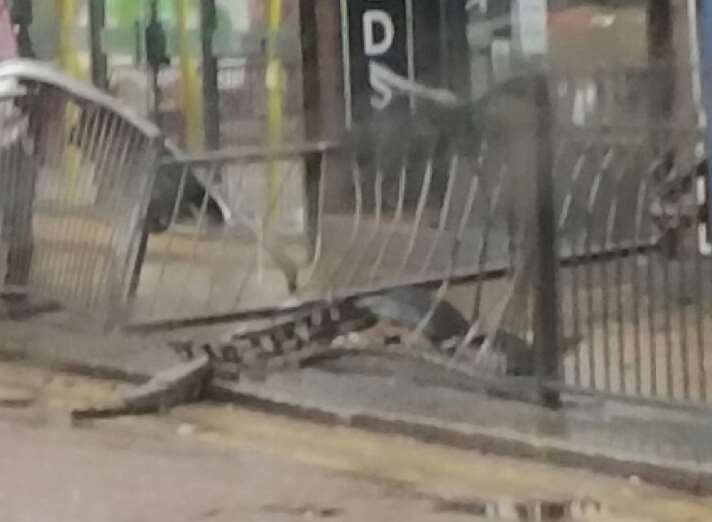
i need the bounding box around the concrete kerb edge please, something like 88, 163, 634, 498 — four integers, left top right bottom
206, 381, 712, 496
1, 343, 710, 496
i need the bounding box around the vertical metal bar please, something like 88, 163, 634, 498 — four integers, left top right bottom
584, 148, 610, 391
700, 0, 712, 234
345, 144, 384, 286
175, 162, 220, 315
559, 141, 589, 386
205, 163, 244, 314
648, 0, 674, 398
42, 92, 71, 301
615, 230, 627, 392
660, 158, 675, 398
647, 0, 674, 116
598, 175, 613, 393
695, 205, 708, 402
303, 151, 323, 262
672, 154, 691, 401
398, 141, 434, 273
75, 110, 116, 307
299, 0, 323, 261
126, 131, 150, 300
472, 166, 506, 321
647, 164, 659, 397
34, 88, 62, 298
405, 0, 416, 114
302, 151, 330, 287
632, 157, 659, 396
3, 98, 27, 293
299, 0, 321, 136
0, 98, 11, 288
438, 0, 448, 88
323, 151, 363, 294
602, 146, 632, 393
201, 0, 220, 150
698, 1, 712, 401
533, 74, 561, 409
92, 130, 141, 312
147, 164, 189, 315
419, 147, 459, 277
632, 154, 658, 395
678, 229, 691, 400
370, 149, 408, 283
73, 111, 119, 308
133, 21, 142, 67
340, 0, 352, 129
694, 163, 708, 401
88, 0, 108, 90
127, 219, 149, 300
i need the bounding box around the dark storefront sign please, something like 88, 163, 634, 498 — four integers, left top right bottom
342, 0, 470, 129
343, 0, 412, 127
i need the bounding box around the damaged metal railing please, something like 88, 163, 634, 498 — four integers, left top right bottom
4, 59, 711, 410
0, 60, 162, 323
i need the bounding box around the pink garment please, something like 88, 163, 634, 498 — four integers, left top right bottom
0, 2, 17, 60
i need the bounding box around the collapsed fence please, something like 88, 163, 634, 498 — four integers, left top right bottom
0, 59, 162, 322
0, 59, 709, 411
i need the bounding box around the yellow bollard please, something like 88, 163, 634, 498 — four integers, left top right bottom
256, 0, 285, 282
56, 0, 87, 200
172, 0, 203, 152
265, 0, 284, 224
57, 0, 85, 78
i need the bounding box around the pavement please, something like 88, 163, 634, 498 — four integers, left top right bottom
3, 306, 712, 496
2, 362, 712, 522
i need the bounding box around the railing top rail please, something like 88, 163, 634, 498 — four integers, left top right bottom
159, 140, 341, 167
0, 59, 163, 141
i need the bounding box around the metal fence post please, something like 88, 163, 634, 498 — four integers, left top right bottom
201, 0, 220, 150
700, 0, 712, 237
299, 0, 322, 260
88, 0, 108, 89
303, 150, 322, 260
532, 73, 562, 409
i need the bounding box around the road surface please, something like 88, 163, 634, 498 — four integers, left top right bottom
1, 362, 712, 521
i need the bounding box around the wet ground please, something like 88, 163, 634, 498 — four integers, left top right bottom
2, 362, 712, 522
0, 414, 474, 522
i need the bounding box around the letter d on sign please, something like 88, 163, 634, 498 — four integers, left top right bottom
363, 10, 394, 56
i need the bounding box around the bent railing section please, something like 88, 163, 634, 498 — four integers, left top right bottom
0, 60, 162, 324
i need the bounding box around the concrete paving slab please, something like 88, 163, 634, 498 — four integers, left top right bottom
3, 313, 712, 494
2, 362, 712, 522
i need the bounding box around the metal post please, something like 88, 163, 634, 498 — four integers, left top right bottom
699, 0, 712, 236
438, 0, 449, 88
648, 0, 674, 63
647, 0, 674, 127
133, 20, 142, 67
299, 0, 322, 260
532, 73, 561, 409
88, 0, 108, 89
201, 0, 220, 150
128, 226, 149, 298
146, 0, 169, 130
